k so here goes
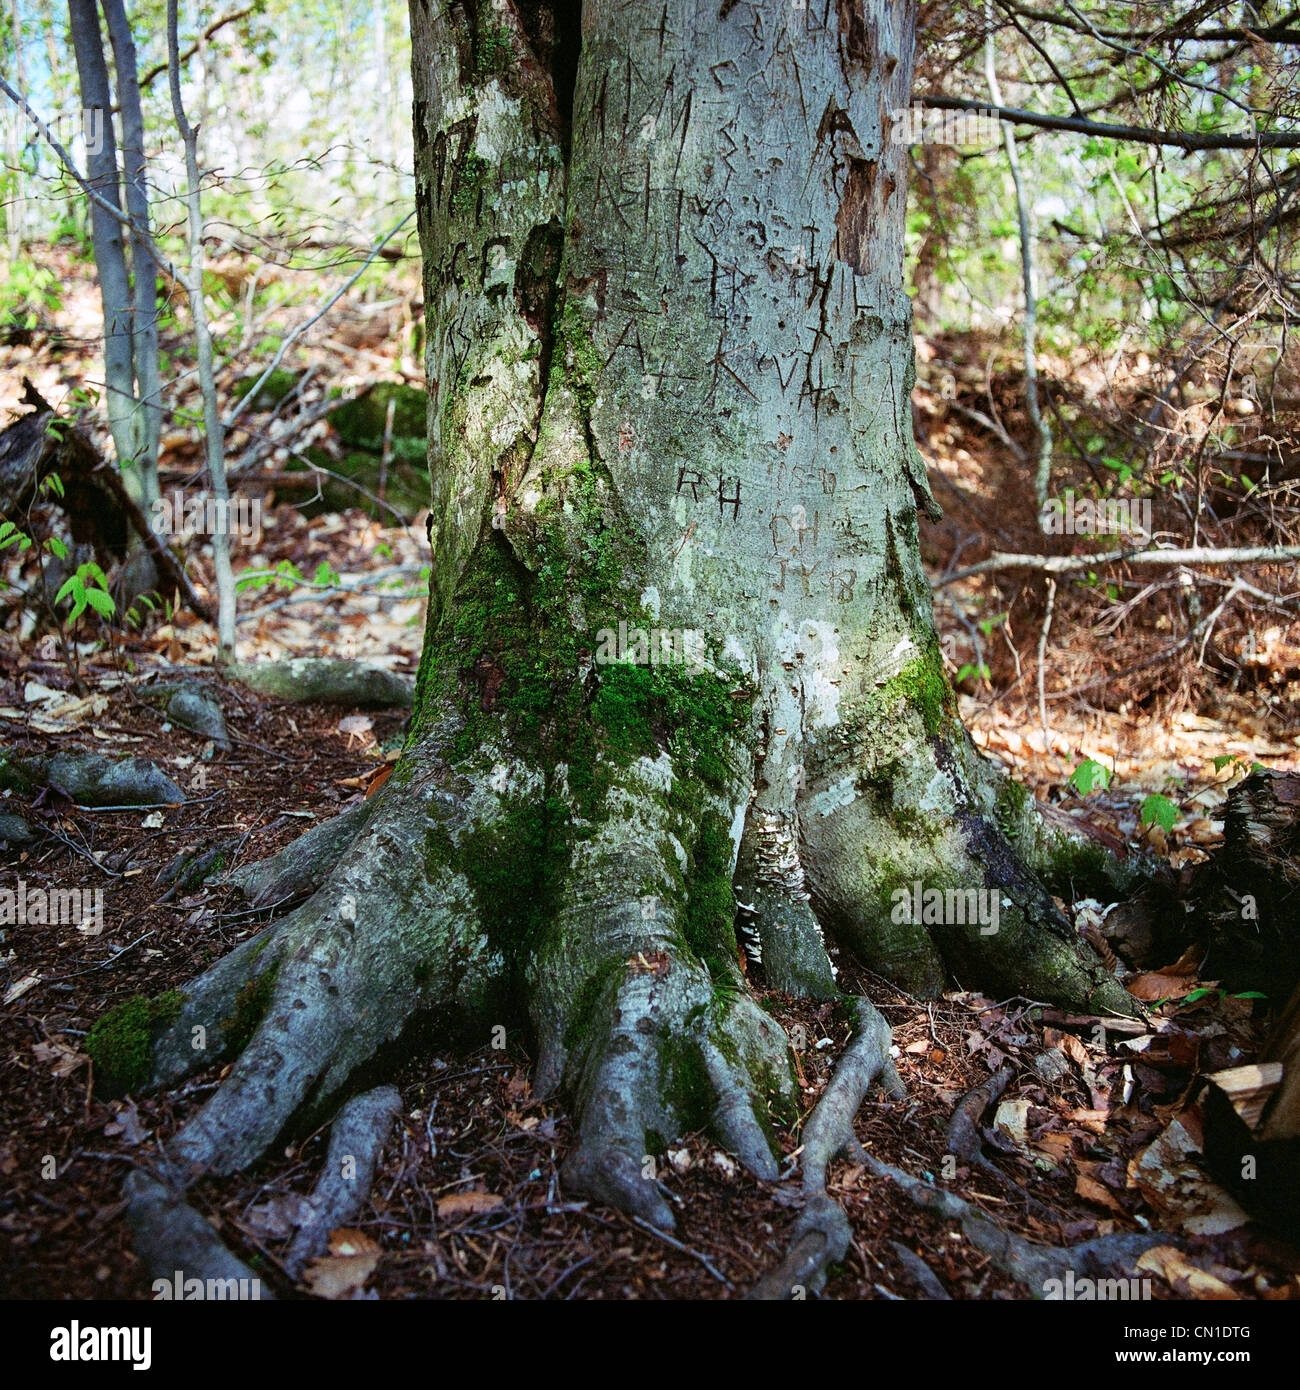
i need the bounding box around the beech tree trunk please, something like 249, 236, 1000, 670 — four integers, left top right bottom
119, 0, 1134, 1258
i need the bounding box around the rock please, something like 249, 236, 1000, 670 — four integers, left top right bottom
0, 809, 37, 845
166, 683, 231, 752
1031, 1048, 1073, 1084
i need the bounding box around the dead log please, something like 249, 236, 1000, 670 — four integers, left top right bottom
0, 381, 213, 623
0, 381, 129, 558
1195, 769, 1300, 999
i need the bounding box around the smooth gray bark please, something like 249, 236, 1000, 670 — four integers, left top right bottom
67, 0, 138, 489
102, 0, 160, 507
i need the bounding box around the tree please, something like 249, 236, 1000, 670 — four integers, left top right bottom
66, 0, 160, 509
121, 0, 1138, 1272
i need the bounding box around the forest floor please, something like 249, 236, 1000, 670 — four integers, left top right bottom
2, 245, 1299, 1300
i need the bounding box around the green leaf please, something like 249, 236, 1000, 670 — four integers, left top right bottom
1231, 991, 1268, 1000
1068, 758, 1111, 795
1212, 754, 1237, 771
1139, 793, 1179, 832
85, 587, 115, 618
1181, 987, 1217, 1005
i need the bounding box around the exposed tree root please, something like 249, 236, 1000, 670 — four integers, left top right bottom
226, 658, 414, 708
888, 1240, 952, 1299
0, 748, 184, 806
118, 701, 1159, 1288
865, 1156, 1169, 1295
285, 1085, 403, 1278
529, 753, 794, 1230
749, 998, 903, 1299
945, 1063, 1014, 1179
223, 799, 379, 908
124, 1169, 270, 1297
944, 1064, 1060, 1222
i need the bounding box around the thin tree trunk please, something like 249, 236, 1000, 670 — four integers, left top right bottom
67, 0, 139, 493
102, 0, 160, 508
167, 0, 236, 661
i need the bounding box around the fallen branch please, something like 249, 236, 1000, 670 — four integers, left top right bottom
934, 543, 1300, 589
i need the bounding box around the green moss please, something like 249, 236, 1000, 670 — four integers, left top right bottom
451, 152, 490, 217
86, 989, 185, 1094
222, 967, 278, 1054
660, 1033, 713, 1130
683, 811, 740, 985
554, 299, 605, 416
456, 796, 570, 960
329, 383, 427, 457
1041, 834, 1114, 901
995, 775, 1032, 836
232, 368, 303, 411
474, 21, 513, 78
876, 643, 955, 738
563, 958, 628, 1052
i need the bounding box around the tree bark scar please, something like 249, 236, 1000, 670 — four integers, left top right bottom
835, 155, 877, 273
836, 0, 875, 73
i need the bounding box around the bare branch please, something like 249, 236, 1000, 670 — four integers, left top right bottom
918, 94, 1300, 150
934, 545, 1300, 589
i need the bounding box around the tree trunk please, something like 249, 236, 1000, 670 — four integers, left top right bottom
117, 0, 1133, 1255
67, 0, 138, 490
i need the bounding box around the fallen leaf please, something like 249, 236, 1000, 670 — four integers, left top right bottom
993, 1098, 1031, 1151
1130, 1116, 1249, 1234
1055, 1033, 1088, 1068
1127, 971, 1201, 1002
302, 1247, 380, 1300
1136, 1246, 1242, 1300
1031, 1132, 1074, 1168
436, 1190, 503, 1218
1075, 1172, 1126, 1214
3, 974, 40, 1006
32, 1037, 87, 1078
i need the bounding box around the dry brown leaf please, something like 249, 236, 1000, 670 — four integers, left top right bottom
1075, 1172, 1126, 1214
436, 1190, 503, 1218
1127, 971, 1201, 1001
302, 1252, 379, 1299
1059, 1033, 1090, 1067
1136, 1245, 1242, 1300
32, 1037, 87, 1078
1032, 1132, 1074, 1166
